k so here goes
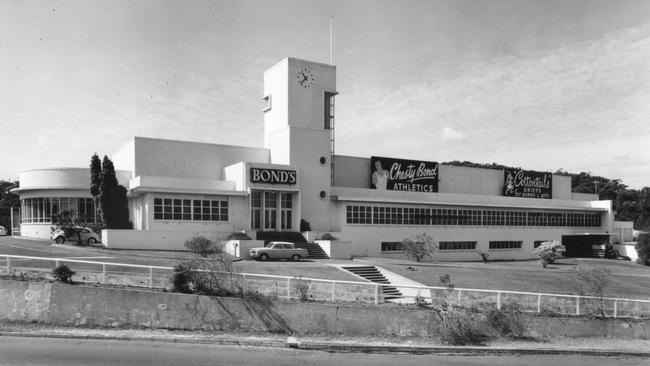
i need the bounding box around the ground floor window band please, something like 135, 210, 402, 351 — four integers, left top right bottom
439, 241, 477, 251
346, 205, 601, 227
489, 241, 523, 250
153, 197, 228, 222
21, 197, 97, 224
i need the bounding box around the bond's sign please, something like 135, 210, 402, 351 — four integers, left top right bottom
503, 169, 552, 199
370, 156, 438, 192
250, 168, 297, 185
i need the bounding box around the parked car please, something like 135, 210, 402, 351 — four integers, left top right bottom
0, 226, 6, 236
249, 241, 308, 262
51, 227, 100, 244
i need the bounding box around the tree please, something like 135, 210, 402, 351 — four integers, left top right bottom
51, 210, 90, 245
90, 154, 102, 201
401, 233, 437, 262
635, 233, 650, 266
533, 240, 566, 268
97, 156, 131, 229
0, 180, 19, 234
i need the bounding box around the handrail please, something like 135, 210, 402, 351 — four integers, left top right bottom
2, 253, 650, 305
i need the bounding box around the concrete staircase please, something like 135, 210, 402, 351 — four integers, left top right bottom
255, 231, 329, 259
340, 265, 403, 300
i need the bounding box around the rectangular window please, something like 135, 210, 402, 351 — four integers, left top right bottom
324, 92, 335, 130
534, 240, 551, 248
154, 197, 228, 222
489, 241, 523, 250
439, 241, 477, 251
381, 241, 404, 252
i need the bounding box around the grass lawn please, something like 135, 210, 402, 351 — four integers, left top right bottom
377, 258, 650, 300
3, 236, 649, 299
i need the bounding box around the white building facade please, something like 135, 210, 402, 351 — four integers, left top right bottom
14, 57, 615, 260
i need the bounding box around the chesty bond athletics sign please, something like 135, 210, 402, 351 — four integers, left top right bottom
370, 156, 438, 192
503, 169, 552, 199
250, 168, 297, 185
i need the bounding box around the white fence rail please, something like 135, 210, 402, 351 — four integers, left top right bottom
2, 254, 650, 319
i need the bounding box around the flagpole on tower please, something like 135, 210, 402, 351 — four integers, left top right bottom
329, 16, 333, 65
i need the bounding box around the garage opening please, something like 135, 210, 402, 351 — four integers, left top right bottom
561, 234, 613, 257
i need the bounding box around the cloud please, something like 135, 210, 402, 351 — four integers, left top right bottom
336, 24, 650, 187
441, 126, 467, 141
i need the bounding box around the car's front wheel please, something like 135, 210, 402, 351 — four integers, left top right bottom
87, 237, 97, 244
55, 236, 65, 244
260, 254, 269, 262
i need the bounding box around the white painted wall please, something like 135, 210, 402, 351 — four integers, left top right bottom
315, 240, 352, 259
129, 137, 270, 180
16, 168, 130, 192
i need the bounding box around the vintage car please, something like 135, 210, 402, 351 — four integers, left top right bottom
51, 227, 101, 244
249, 241, 308, 262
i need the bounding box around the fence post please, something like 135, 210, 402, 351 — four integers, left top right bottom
457, 289, 462, 306
497, 292, 501, 310
374, 284, 379, 305
149, 267, 154, 288
537, 294, 542, 313
242, 274, 247, 294
6, 257, 10, 272
286, 278, 291, 300
102, 264, 107, 284
55, 260, 60, 268
417, 287, 421, 303
613, 300, 618, 318
576, 297, 580, 315
331, 282, 335, 302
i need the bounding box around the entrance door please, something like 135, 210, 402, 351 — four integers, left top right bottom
251, 190, 293, 231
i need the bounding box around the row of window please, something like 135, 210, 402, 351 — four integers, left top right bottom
21, 197, 97, 223
381, 240, 529, 252
153, 198, 228, 222
346, 205, 601, 227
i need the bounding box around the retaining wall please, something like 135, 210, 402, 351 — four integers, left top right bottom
1, 279, 649, 339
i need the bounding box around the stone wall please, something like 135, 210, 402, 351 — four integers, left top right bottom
1, 279, 649, 339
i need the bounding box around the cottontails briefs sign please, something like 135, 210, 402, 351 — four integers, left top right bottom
503, 169, 552, 199
370, 156, 439, 192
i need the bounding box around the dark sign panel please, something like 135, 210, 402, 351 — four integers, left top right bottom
250, 168, 297, 185
503, 169, 552, 199
370, 156, 438, 192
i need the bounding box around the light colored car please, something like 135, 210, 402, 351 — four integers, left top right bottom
51, 227, 100, 244
0, 226, 6, 236
249, 241, 308, 262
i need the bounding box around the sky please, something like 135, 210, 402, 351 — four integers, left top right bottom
1, 0, 649, 189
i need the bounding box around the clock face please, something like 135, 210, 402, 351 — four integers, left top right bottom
296, 68, 315, 88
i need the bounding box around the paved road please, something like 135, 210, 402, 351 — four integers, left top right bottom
1, 337, 648, 366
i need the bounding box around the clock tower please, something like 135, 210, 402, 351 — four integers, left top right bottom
262, 58, 337, 231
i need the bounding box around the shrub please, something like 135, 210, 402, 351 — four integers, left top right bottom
227, 231, 252, 240
52, 265, 75, 284
401, 233, 437, 262
315, 233, 338, 241
486, 302, 525, 338
292, 276, 311, 302
300, 219, 311, 232
170, 263, 193, 294
533, 240, 566, 268
435, 307, 486, 345
567, 267, 611, 318
184, 235, 221, 257
172, 245, 240, 297
635, 233, 650, 266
